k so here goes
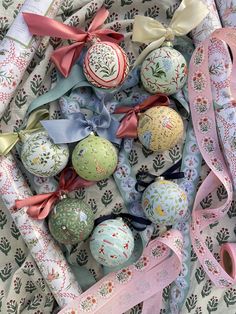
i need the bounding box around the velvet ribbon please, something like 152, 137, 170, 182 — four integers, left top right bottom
0, 109, 49, 156
41, 100, 121, 145
15, 168, 94, 220
23, 7, 124, 77
114, 93, 170, 138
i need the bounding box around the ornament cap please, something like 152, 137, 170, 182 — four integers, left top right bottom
161, 41, 174, 48
155, 176, 165, 182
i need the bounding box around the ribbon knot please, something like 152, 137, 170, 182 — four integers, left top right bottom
23, 7, 124, 77
15, 168, 94, 220
41, 100, 121, 145
0, 109, 49, 156
114, 94, 170, 138
132, 0, 209, 66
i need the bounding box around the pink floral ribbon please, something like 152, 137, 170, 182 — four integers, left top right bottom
58, 229, 183, 314
188, 28, 236, 287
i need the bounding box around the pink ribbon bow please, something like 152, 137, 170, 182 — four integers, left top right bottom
23, 7, 124, 77
114, 94, 170, 138
15, 168, 94, 219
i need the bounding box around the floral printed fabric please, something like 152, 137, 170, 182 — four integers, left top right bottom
0, 0, 236, 314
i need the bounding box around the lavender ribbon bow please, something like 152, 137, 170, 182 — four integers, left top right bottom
41, 102, 121, 145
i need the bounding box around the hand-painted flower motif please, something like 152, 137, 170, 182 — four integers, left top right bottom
115, 164, 130, 179
116, 268, 132, 284
193, 45, 204, 66
134, 256, 149, 271
193, 96, 209, 114
211, 158, 223, 171
173, 238, 184, 252
98, 281, 115, 298
80, 295, 97, 312
191, 71, 207, 91
198, 117, 212, 133
194, 238, 205, 255
218, 278, 232, 288
202, 137, 215, 153
204, 259, 220, 276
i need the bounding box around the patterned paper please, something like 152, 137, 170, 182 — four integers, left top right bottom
0, 153, 82, 308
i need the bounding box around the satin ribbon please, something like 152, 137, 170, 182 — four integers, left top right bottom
23, 7, 124, 77
114, 94, 169, 138
41, 100, 121, 145
15, 168, 94, 219
0, 109, 49, 156
132, 0, 209, 66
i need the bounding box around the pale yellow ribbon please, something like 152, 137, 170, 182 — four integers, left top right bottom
0, 109, 49, 156
132, 0, 209, 66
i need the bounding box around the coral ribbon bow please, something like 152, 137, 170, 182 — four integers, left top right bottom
114, 94, 170, 138
23, 7, 124, 77
15, 168, 94, 220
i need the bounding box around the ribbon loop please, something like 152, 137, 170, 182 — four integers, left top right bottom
132, 0, 209, 66
114, 93, 170, 138
15, 168, 94, 220
0, 109, 49, 156
23, 7, 124, 77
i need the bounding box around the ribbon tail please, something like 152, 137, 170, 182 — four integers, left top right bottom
97, 118, 122, 145
37, 196, 58, 220
116, 112, 138, 138
133, 38, 165, 67
88, 7, 109, 31
15, 193, 54, 209
51, 43, 84, 77
0, 133, 19, 156
41, 119, 90, 143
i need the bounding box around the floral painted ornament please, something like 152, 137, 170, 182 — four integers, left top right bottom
142, 178, 188, 225
132, 0, 209, 94
72, 134, 118, 181
137, 106, 184, 152
89, 219, 134, 267
48, 198, 94, 245
21, 130, 69, 177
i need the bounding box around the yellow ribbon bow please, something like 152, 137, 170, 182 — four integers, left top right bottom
132, 0, 209, 66
0, 109, 49, 156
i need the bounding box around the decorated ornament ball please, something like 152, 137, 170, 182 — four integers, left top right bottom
142, 178, 188, 225
83, 41, 129, 89
21, 130, 69, 177
48, 198, 94, 245
90, 219, 134, 267
72, 135, 118, 181
137, 106, 184, 152
140, 46, 187, 95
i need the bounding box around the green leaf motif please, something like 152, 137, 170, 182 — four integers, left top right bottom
162, 285, 170, 302
129, 150, 138, 167
205, 236, 213, 252
75, 188, 85, 200
97, 179, 108, 190
228, 200, 236, 218
216, 185, 227, 201
104, 0, 115, 9
216, 228, 229, 245
0, 290, 4, 312
207, 296, 219, 314
153, 154, 165, 172
6, 299, 18, 314
101, 190, 113, 207
2, 0, 14, 9
0, 237, 11, 255
121, 0, 133, 6
76, 249, 88, 266
0, 210, 7, 229
166, 3, 179, 19
88, 199, 98, 214
201, 279, 212, 297
44, 293, 54, 308
25, 280, 36, 293
185, 294, 197, 312
14, 248, 26, 267
200, 194, 212, 209
169, 145, 180, 163
224, 288, 236, 307
22, 262, 35, 276
142, 146, 153, 158
112, 203, 123, 214
150, 63, 166, 79
30, 75, 43, 95
190, 245, 197, 262
0, 263, 12, 282
14, 277, 22, 294
61, 0, 73, 21
10, 222, 20, 239
27, 294, 42, 310
2, 105, 11, 125
195, 266, 205, 284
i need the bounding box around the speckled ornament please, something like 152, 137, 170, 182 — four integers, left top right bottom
90, 219, 134, 267
142, 178, 188, 225
83, 41, 129, 89
137, 106, 184, 152
48, 198, 94, 245
72, 135, 118, 181
140, 46, 187, 95
21, 130, 69, 177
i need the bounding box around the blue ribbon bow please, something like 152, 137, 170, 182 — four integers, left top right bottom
41, 101, 121, 145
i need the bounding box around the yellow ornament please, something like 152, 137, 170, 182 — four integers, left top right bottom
137, 106, 184, 152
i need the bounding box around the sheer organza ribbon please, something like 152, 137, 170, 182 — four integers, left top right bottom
23, 7, 124, 77
15, 168, 94, 219
114, 94, 169, 138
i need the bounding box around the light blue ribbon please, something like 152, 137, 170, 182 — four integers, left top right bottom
41, 101, 121, 145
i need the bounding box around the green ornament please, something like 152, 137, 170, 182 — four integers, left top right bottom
48, 198, 94, 245
72, 135, 118, 181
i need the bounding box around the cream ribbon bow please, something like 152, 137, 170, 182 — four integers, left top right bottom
132, 0, 209, 66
